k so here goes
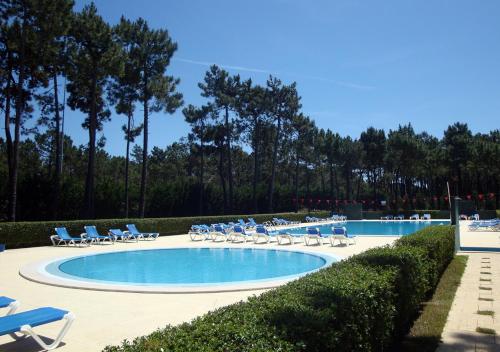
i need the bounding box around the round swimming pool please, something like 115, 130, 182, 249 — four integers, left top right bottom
21, 247, 337, 293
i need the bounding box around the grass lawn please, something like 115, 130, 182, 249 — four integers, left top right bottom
400, 255, 468, 352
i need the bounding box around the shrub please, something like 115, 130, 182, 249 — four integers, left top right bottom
351, 245, 430, 337
103, 263, 397, 352
396, 225, 455, 287
103, 225, 456, 352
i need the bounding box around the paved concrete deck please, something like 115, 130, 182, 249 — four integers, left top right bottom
438, 222, 500, 352
460, 220, 500, 250
0, 230, 396, 352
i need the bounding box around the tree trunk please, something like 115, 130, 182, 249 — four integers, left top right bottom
124, 111, 132, 218
139, 76, 149, 218
345, 165, 352, 200
356, 171, 362, 200
199, 123, 204, 216
334, 167, 340, 203
252, 117, 260, 213
4, 59, 13, 207
224, 106, 233, 213
53, 73, 62, 219
294, 154, 299, 212
218, 147, 227, 214
268, 115, 281, 212
9, 26, 27, 222
329, 163, 334, 210
83, 74, 97, 219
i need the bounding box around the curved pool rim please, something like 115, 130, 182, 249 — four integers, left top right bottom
20, 246, 339, 293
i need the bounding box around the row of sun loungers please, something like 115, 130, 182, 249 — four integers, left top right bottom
189, 224, 356, 247
305, 214, 347, 223
1, 295, 73, 351
50, 224, 159, 246
381, 214, 432, 220
468, 218, 500, 231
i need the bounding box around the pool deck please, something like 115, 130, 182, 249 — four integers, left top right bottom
0, 224, 397, 352
437, 221, 500, 351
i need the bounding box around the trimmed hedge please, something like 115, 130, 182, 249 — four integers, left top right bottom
0, 212, 331, 249
397, 225, 455, 287
103, 225, 456, 352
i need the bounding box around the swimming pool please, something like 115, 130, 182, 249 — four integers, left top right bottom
23, 247, 337, 293
287, 220, 450, 236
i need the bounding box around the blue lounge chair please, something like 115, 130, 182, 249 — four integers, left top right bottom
230, 225, 255, 242
422, 213, 431, 220
50, 227, 89, 247
189, 225, 210, 241
247, 218, 258, 227
409, 214, 419, 220
469, 219, 500, 231
210, 224, 231, 242
84, 226, 115, 244
0, 296, 19, 316
330, 226, 356, 246
108, 229, 134, 242
304, 227, 329, 246
237, 219, 252, 229
276, 230, 303, 245
254, 225, 278, 243
126, 224, 159, 240
0, 307, 74, 350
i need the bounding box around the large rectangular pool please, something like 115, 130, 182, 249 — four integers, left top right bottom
286, 220, 450, 236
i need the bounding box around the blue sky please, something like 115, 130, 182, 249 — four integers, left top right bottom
37, 1, 500, 154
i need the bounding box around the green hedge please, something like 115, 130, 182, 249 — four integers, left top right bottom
397, 225, 455, 287
103, 225, 456, 352
0, 212, 331, 249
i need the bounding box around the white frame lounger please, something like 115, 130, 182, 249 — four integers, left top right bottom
0, 297, 20, 316
0, 307, 75, 351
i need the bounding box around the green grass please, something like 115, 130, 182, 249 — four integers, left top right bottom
399, 255, 468, 352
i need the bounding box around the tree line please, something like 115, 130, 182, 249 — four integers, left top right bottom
1, 1, 499, 221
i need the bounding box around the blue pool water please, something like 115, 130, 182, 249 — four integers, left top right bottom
287, 220, 450, 236
52, 248, 330, 285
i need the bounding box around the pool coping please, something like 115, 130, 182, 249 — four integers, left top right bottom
19, 246, 340, 294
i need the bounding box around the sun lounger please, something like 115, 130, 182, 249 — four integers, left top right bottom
276, 231, 302, 245
189, 225, 210, 241
230, 225, 255, 242
304, 227, 329, 246
422, 214, 431, 220
409, 214, 419, 220
247, 218, 259, 227
329, 226, 356, 246
108, 229, 134, 242
126, 224, 159, 240
254, 225, 278, 243
0, 297, 19, 316
210, 224, 231, 242
50, 227, 89, 247
469, 219, 500, 231
0, 307, 74, 350
84, 225, 115, 244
